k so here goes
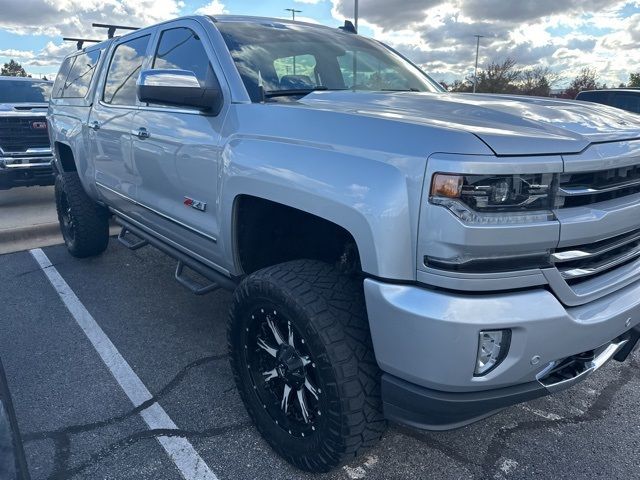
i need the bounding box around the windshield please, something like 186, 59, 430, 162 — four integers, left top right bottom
216, 21, 443, 102
0, 80, 52, 103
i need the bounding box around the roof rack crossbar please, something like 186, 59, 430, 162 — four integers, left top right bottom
92, 22, 139, 39
63, 37, 102, 50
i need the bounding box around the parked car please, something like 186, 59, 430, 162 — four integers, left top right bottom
48, 15, 640, 472
0, 76, 53, 190
576, 88, 640, 114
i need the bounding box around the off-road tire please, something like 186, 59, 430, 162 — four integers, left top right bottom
228, 259, 386, 472
55, 172, 109, 258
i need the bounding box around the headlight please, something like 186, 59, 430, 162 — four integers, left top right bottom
430, 173, 557, 224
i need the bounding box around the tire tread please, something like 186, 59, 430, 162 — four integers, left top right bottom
228, 259, 386, 472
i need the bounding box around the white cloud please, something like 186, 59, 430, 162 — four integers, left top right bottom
195, 0, 227, 15
0, 0, 182, 37
295, 0, 324, 3
0, 49, 35, 59
0, 0, 182, 76
329, 0, 640, 87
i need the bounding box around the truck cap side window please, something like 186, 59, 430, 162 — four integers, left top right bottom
103, 35, 151, 106
51, 56, 75, 99
54, 50, 101, 99
152, 27, 215, 92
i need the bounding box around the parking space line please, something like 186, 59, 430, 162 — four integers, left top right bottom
29, 248, 218, 480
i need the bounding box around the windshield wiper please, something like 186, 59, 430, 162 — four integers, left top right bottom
263, 86, 331, 98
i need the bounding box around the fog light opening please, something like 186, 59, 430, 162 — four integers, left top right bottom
474, 329, 511, 376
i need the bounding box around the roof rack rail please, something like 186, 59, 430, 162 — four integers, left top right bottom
63, 37, 102, 50
339, 20, 357, 34
92, 23, 139, 39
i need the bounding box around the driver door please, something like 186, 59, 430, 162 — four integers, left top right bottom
129, 20, 229, 268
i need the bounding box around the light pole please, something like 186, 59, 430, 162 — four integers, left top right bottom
354, 0, 359, 31
285, 8, 303, 74
473, 34, 484, 93
285, 8, 302, 21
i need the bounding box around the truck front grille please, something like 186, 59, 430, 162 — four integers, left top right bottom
0, 116, 50, 153
552, 228, 640, 283
558, 165, 640, 208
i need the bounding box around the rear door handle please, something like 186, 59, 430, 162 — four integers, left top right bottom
88, 120, 100, 131
131, 127, 150, 139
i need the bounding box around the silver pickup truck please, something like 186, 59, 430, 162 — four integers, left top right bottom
0, 77, 53, 190
48, 15, 640, 472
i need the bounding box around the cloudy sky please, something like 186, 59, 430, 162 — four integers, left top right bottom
1, 0, 639, 87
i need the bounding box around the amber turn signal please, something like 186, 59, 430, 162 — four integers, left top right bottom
431, 173, 463, 198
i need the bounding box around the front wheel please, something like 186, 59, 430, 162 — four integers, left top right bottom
228, 260, 386, 472
55, 172, 109, 258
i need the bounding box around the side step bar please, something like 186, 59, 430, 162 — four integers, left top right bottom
175, 261, 220, 295
118, 226, 148, 250
114, 217, 238, 293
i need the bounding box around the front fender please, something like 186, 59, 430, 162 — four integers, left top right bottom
220, 136, 426, 280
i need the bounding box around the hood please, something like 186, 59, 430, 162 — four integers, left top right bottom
300, 91, 640, 156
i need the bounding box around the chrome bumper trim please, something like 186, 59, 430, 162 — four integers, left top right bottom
3, 161, 53, 169
537, 338, 629, 394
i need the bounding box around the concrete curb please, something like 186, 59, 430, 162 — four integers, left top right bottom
0, 221, 120, 255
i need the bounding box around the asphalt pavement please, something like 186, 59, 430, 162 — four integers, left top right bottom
0, 239, 639, 480
0, 186, 118, 255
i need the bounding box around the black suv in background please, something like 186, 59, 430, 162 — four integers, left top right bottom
0, 76, 54, 190
576, 88, 640, 114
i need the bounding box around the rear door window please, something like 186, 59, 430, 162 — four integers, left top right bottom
103, 35, 151, 106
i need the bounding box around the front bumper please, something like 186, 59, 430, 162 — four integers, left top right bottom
0, 156, 54, 190
364, 278, 640, 429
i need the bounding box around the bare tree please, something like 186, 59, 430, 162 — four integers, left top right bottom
563, 67, 599, 99
519, 66, 559, 97
474, 58, 521, 94
448, 79, 473, 92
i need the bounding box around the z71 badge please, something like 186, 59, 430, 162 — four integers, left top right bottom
183, 196, 207, 212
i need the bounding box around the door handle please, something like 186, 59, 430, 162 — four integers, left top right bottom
131, 127, 150, 139
88, 120, 100, 131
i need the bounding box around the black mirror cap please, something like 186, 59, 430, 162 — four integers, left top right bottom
137, 69, 223, 114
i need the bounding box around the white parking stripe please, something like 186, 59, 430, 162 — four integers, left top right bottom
29, 248, 218, 480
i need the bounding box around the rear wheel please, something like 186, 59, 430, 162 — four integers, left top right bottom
228, 260, 386, 472
55, 172, 109, 258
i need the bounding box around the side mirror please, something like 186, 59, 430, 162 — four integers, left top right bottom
137, 69, 223, 113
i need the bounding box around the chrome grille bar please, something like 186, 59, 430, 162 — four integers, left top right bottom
552, 229, 640, 263
559, 177, 640, 197
559, 244, 640, 280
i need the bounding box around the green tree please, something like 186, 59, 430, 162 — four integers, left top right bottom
628, 73, 640, 88
1, 59, 29, 77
